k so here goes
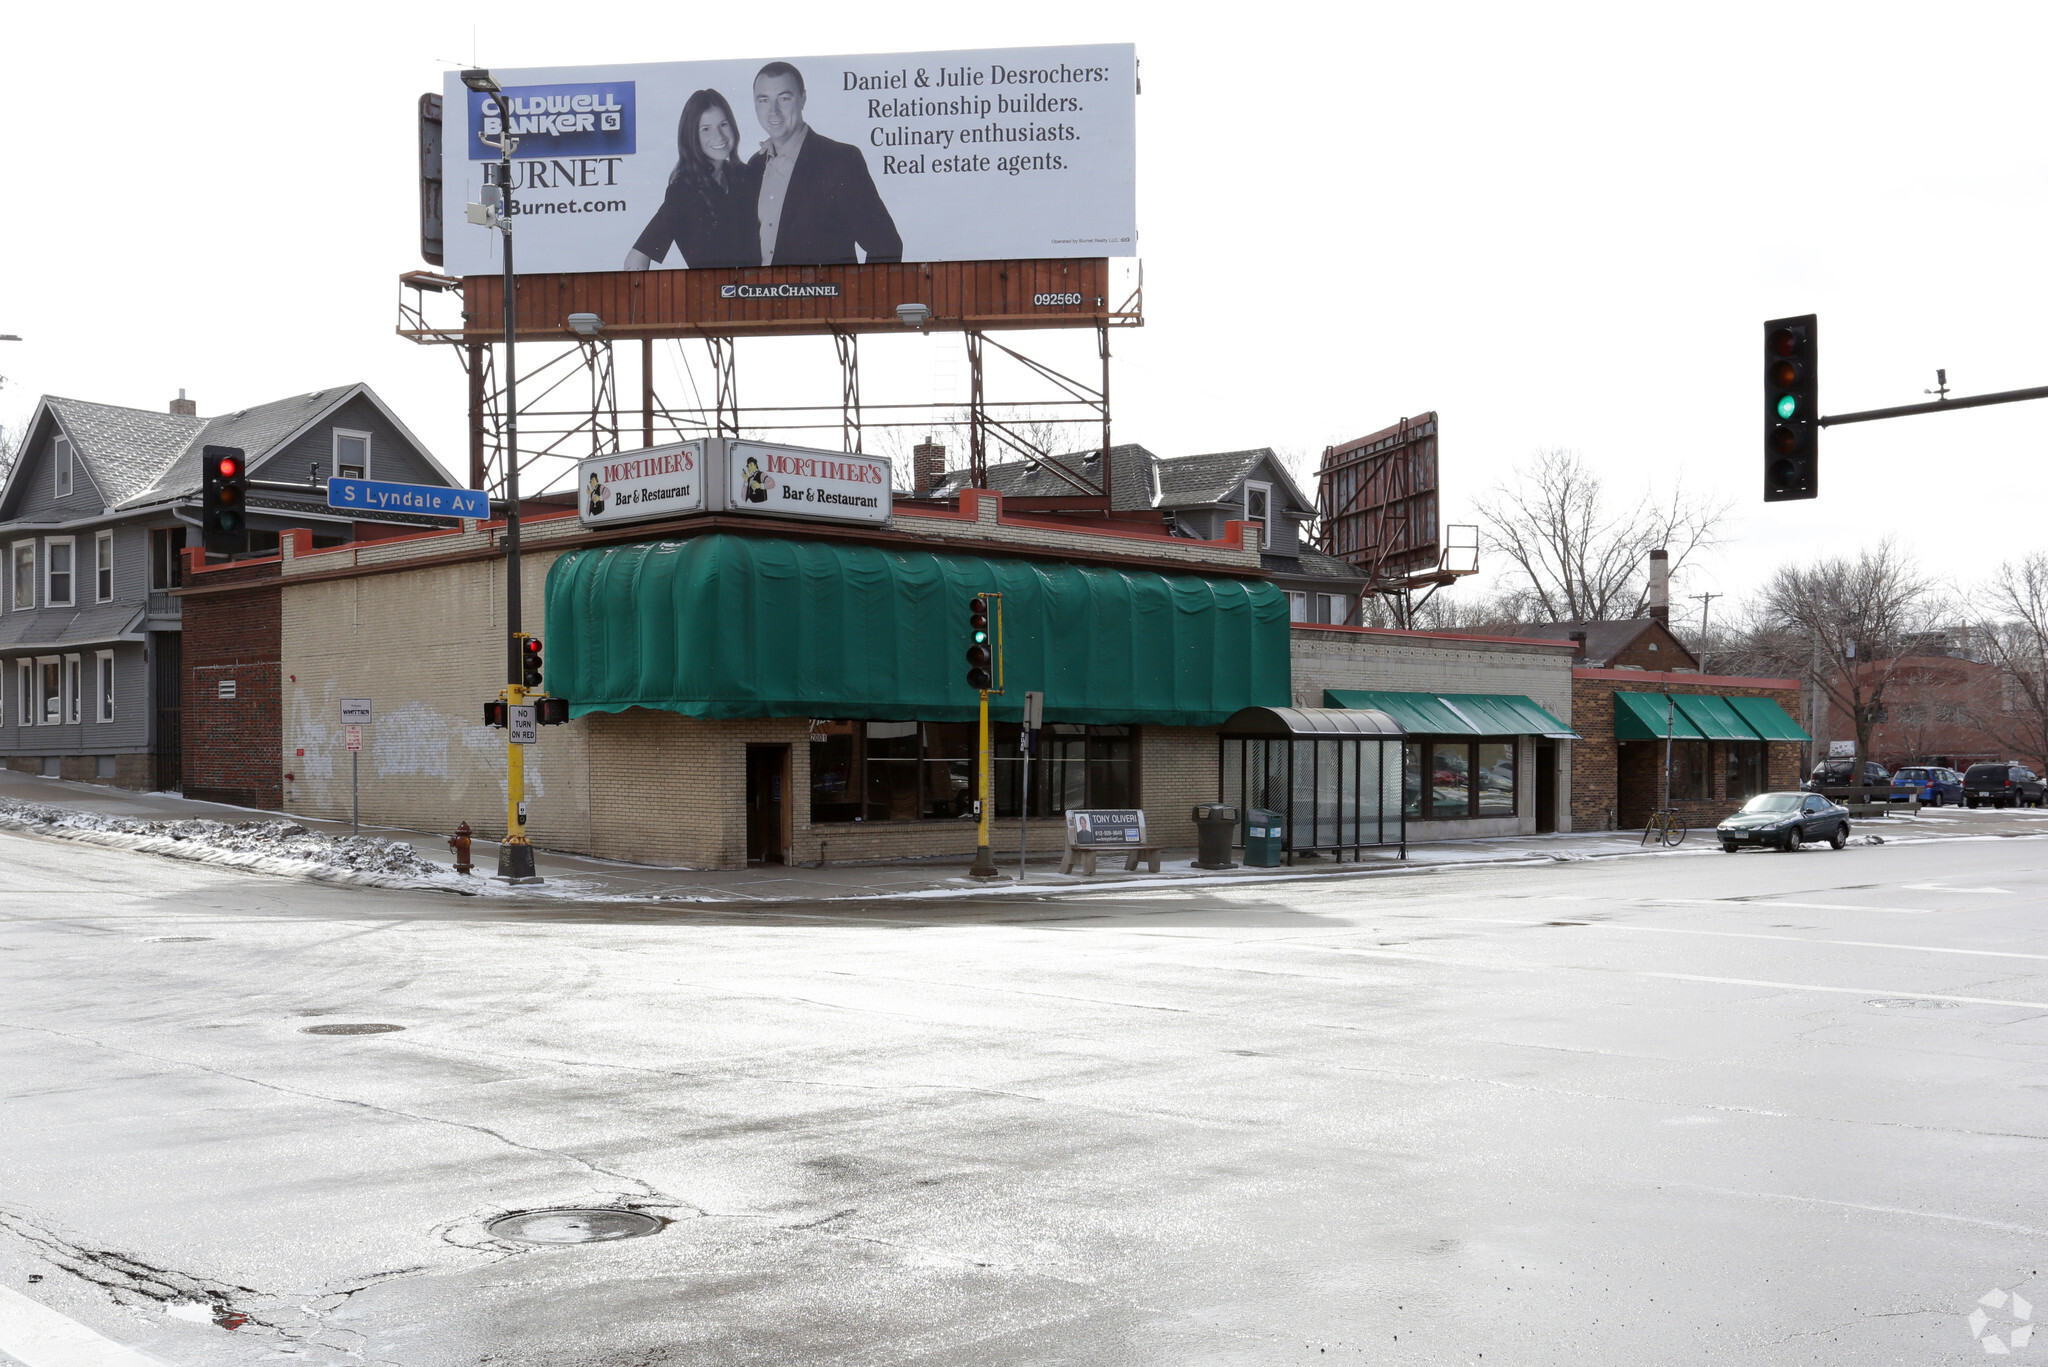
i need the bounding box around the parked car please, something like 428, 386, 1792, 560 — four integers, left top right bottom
1963, 762, 2048, 809
1718, 791, 1851, 852
1890, 765, 1965, 806
1804, 759, 1893, 792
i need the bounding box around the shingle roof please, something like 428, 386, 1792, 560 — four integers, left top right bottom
935, 443, 1316, 516
0, 600, 144, 651
1267, 546, 1370, 583
123, 386, 359, 509
1512, 619, 1698, 668
44, 398, 207, 508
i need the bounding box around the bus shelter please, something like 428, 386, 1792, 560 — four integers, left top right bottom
1218, 706, 1407, 862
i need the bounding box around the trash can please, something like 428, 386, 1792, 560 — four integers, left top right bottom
1244, 808, 1285, 868
1191, 803, 1238, 869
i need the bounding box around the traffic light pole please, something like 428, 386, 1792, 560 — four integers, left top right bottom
971, 689, 997, 879
1820, 383, 2048, 428
488, 104, 538, 884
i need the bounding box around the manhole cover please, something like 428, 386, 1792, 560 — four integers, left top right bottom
145, 936, 213, 943
487, 1208, 663, 1245
300, 1023, 407, 1035
1866, 997, 1961, 1010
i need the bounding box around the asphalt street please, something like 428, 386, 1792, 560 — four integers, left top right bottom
3, 823, 2047, 1365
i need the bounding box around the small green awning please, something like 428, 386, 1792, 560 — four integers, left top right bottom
1614, 691, 1812, 743
1672, 693, 1760, 741
1323, 690, 1578, 738
1614, 691, 1706, 740
543, 533, 1290, 725
1726, 695, 1811, 742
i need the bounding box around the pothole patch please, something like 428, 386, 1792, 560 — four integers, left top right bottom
300, 1023, 407, 1035
1866, 997, 1961, 1010
487, 1208, 664, 1245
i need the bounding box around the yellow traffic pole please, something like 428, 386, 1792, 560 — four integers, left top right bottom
505, 681, 527, 850
970, 687, 997, 878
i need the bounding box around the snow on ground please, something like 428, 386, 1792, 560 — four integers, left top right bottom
0, 796, 474, 893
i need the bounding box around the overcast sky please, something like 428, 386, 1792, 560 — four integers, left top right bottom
3, 1, 2043, 613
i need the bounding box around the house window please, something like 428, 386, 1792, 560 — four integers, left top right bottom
1286, 591, 1308, 623
53, 436, 72, 499
1245, 481, 1271, 538
95, 531, 113, 602
1403, 738, 1520, 819
1314, 593, 1350, 625
11, 542, 33, 610
334, 429, 371, 479
38, 657, 61, 725
96, 651, 114, 723
63, 654, 81, 724
150, 527, 187, 591
14, 661, 29, 726
45, 538, 74, 608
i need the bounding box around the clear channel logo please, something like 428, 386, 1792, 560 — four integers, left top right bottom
1970, 1287, 2033, 1354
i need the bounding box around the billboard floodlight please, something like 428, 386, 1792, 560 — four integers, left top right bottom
567, 313, 604, 337
461, 69, 501, 94
896, 303, 931, 328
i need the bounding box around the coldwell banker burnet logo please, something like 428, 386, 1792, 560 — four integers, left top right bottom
468, 82, 636, 160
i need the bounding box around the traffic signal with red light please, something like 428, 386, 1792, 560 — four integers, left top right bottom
965, 597, 992, 691
201, 444, 249, 555
1764, 314, 1818, 501
521, 635, 544, 689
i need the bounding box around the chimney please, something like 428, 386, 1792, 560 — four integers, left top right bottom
1648, 547, 1669, 624
912, 438, 947, 495
1569, 629, 1588, 660
169, 388, 196, 417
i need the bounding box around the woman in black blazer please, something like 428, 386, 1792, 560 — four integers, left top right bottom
624, 90, 761, 270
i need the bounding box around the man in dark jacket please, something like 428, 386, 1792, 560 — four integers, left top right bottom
748, 61, 902, 266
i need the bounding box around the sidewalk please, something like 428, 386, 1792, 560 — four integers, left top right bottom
2, 767, 2039, 906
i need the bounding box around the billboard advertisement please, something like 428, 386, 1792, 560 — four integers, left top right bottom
580, 442, 706, 526
442, 44, 1135, 277
727, 443, 891, 524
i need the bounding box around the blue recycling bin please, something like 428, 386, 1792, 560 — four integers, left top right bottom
1244, 808, 1285, 868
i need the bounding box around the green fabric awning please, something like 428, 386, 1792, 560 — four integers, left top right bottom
1671, 693, 1760, 741
543, 533, 1291, 725
1614, 691, 1706, 740
1614, 691, 1813, 743
1323, 690, 1578, 738
1726, 695, 1812, 742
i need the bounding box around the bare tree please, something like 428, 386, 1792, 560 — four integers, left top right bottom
0, 421, 19, 489
1969, 554, 2048, 766
1751, 542, 1940, 781
1472, 448, 1729, 622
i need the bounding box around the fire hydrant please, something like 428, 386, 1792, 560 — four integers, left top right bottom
449, 821, 473, 875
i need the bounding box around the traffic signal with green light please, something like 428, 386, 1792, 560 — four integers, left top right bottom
201, 444, 249, 555
965, 597, 992, 691
1764, 314, 1818, 501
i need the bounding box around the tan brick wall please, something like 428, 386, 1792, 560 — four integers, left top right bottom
1289, 627, 1576, 722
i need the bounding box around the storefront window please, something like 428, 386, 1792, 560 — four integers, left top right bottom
1671, 740, 1710, 801
1726, 741, 1764, 801
1476, 742, 1516, 817
812, 720, 1138, 824
1403, 738, 1521, 820
1431, 741, 1470, 817
863, 721, 920, 821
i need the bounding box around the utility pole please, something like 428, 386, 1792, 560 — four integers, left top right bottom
1689, 591, 1722, 674
462, 68, 539, 883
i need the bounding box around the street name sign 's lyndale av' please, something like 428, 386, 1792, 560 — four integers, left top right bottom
339, 698, 373, 724
328, 478, 490, 520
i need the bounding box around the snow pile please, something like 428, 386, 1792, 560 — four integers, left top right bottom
0, 797, 475, 891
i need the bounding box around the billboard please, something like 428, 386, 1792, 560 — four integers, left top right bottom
442, 44, 1136, 278
577, 439, 890, 527
1316, 413, 1442, 581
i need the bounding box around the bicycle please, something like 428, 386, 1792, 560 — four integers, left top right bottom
1640, 809, 1688, 848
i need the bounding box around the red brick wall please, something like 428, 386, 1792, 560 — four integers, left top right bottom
1570, 670, 1804, 831
1605, 620, 1698, 671
181, 560, 283, 810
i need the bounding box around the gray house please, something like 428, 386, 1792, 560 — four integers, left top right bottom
0, 385, 458, 791
931, 443, 1369, 623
